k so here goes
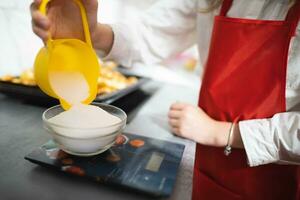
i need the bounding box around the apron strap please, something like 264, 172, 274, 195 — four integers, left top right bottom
220, 0, 300, 36
285, 0, 300, 36
220, 0, 233, 16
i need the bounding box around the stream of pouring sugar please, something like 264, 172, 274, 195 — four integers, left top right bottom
49, 71, 89, 105
48, 71, 121, 136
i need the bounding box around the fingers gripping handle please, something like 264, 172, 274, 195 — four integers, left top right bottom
38, 0, 93, 47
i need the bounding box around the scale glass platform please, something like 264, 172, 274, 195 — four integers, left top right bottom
25, 133, 185, 197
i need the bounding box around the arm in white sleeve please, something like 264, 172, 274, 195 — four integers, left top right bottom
104, 0, 198, 67
239, 112, 300, 167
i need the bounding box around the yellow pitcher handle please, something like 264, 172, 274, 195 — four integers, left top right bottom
39, 0, 93, 47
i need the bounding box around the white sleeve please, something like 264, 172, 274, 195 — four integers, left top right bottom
103, 0, 198, 67
239, 112, 300, 167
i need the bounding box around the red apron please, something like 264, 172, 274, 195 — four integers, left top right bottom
193, 0, 300, 200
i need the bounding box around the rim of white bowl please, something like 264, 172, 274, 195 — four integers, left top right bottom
44, 124, 123, 140
42, 103, 127, 131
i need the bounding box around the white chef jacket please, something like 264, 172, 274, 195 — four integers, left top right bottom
104, 0, 300, 167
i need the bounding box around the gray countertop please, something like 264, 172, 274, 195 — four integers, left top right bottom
0, 82, 198, 200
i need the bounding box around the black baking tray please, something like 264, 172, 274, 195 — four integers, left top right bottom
0, 73, 149, 104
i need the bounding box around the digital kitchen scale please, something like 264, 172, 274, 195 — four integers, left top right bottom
25, 133, 185, 197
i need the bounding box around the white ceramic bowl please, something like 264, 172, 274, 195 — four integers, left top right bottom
42, 103, 127, 156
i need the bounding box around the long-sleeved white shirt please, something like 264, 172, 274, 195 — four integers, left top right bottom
104, 0, 300, 167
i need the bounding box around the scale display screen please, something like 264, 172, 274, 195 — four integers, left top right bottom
145, 152, 165, 172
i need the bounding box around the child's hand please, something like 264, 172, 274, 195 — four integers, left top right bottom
30, 0, 98, 42
168, 102, 230, 147
30, 0, 113, 53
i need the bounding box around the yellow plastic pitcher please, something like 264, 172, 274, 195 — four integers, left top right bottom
34, 0, 100, 110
